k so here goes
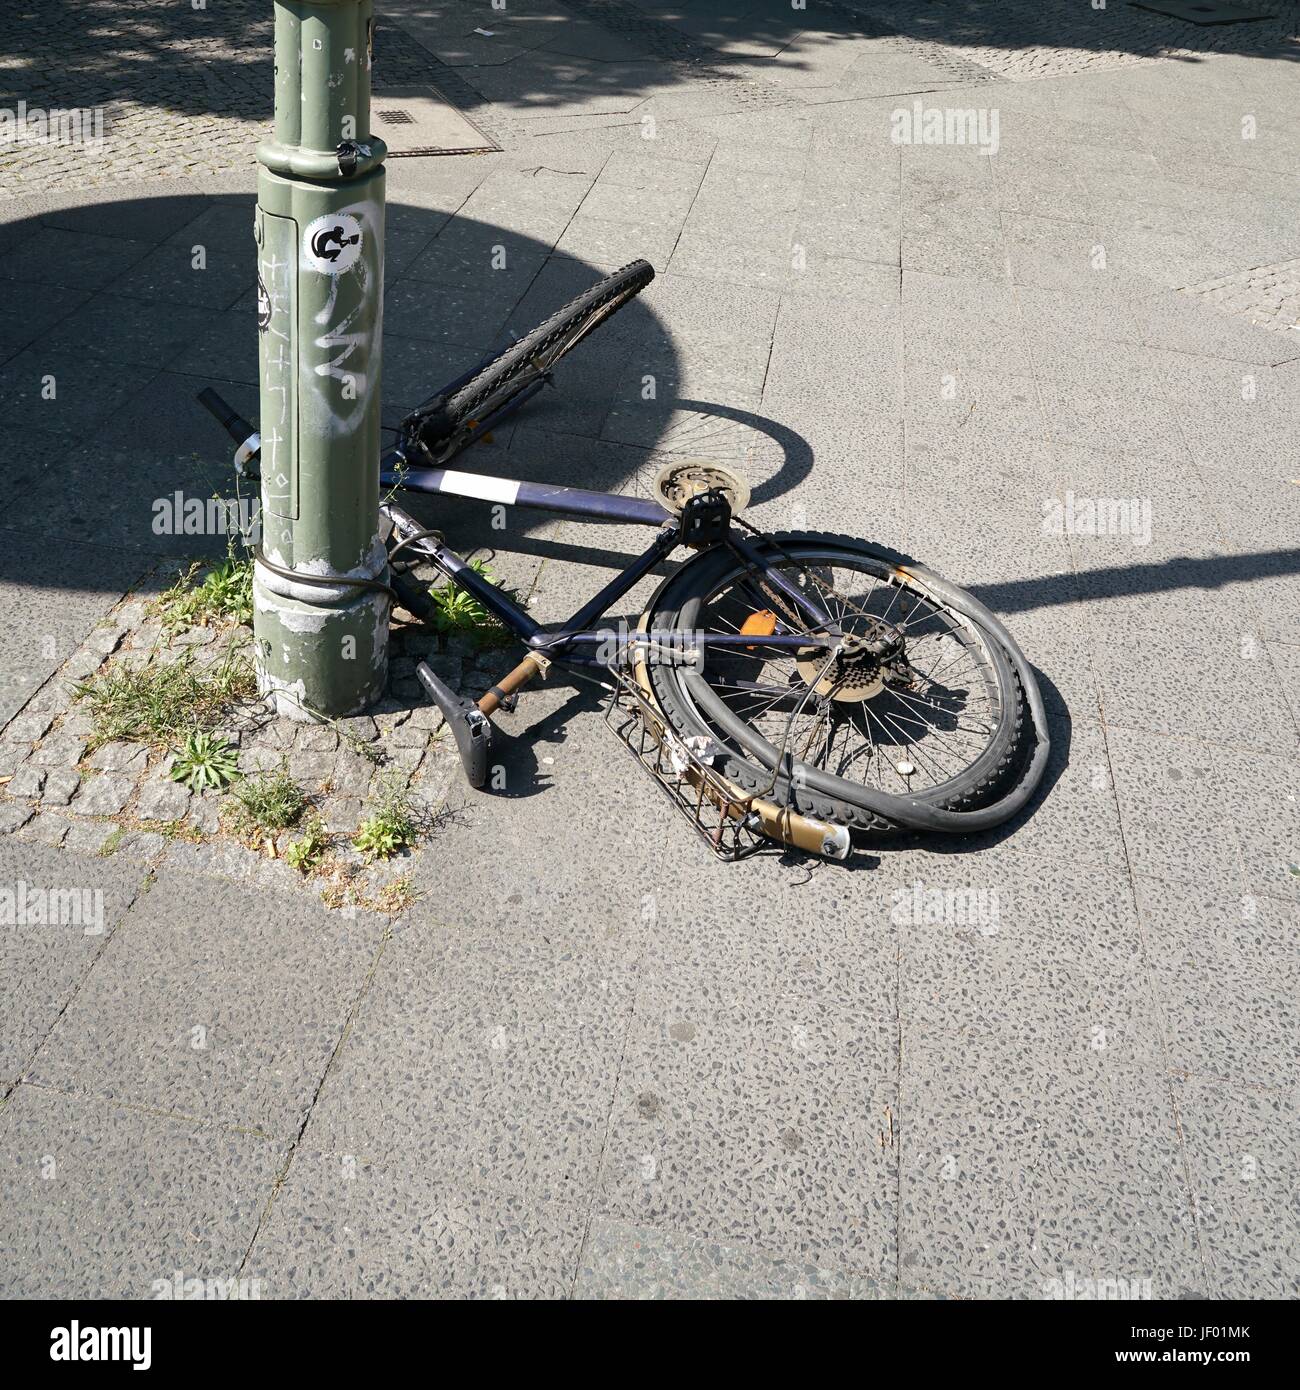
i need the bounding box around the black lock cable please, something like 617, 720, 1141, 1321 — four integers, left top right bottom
251, 546, 399, 604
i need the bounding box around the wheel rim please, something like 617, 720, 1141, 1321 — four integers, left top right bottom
660, 548, 1011, 805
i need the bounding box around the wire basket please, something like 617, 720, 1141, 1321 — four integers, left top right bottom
603, 672, 770, 862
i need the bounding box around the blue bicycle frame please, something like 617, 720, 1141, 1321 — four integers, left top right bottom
381, 447, 836, 670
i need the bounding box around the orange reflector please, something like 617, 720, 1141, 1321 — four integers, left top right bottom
740, 609, 778, 649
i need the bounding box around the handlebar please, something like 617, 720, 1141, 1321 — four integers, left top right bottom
196, 387, 260, 476
197, 387, 256, 445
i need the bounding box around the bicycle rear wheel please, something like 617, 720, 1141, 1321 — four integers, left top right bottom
637, 533, 1035, 834
405, 259, 654, 462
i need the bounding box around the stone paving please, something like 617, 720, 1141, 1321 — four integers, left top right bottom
1, 2, 1299, 1299
1179, 256, 1300, 335
0, 577, 465, 906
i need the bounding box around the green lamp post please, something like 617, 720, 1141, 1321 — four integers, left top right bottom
253, 0, 389, 718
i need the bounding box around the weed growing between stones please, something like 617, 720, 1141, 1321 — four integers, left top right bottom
73, 642, 257, 749
426, 559, 521, 650
352, 773, 418, 861
170, 731, 240, 791
228, 768, 308, 836
284, 815, 329, 874
156, 548, 255, 631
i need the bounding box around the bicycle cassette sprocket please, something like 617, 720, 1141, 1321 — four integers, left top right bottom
652, 458, 751, 516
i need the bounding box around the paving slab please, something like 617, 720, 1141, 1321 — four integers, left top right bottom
0, 1084, 284, 1299
575, 1216, 891, 1297
249, 1150, 587, 1298
303, 921, 632, 1198
0, 839, 148, 1085
1174, 1074, 1300, 1300
899, 1028, 1207, 1299
1135, 875, 1300, 1090
28, 871, 387, 1139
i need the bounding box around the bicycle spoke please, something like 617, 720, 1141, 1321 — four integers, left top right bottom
678, 547, 1007, 803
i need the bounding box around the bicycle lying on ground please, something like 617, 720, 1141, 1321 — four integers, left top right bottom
200, 259, 1049, 860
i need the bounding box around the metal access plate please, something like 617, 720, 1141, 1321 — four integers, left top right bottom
1129, 2, 1276, 23
369, 85, 499, 157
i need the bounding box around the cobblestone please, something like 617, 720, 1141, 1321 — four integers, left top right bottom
103, 829, 165, 860
0, 803, 34, 835
388, 721, 433, 750
88, 742, 149, 775
5, 713, 54, 743
237, 747, 282, 775
329, 755, 377, 798
187, 797, 221, 836
136, 779, 191, 822
1179, 258, 1300, 336
26, 685, 73, 715
295, 725, 340, 753
0, 744, 29, 778
40, 770, 81, 806
61, 648, 108, 681
85, 628, 125, 657
384, 747, 425, 778
6, 766, 46, 800
32, 735, 86, 768
319, 797, 365, 835
406, 705, 446, 734
336, 715, 380, 744
61, 820, 119, 855
286, 752, 336, 788
21, 813, 68, 847
72, 774, 134, 817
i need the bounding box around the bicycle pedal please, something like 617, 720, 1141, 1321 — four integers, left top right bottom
416, 661, 493, 789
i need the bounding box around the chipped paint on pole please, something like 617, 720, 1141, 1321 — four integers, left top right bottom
253, 0, 389, 718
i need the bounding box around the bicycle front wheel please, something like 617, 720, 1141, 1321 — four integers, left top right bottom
410, 259, 655, 460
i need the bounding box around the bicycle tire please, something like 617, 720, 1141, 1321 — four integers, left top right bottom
636, 533, 1032, 834
411, 259, 655, 452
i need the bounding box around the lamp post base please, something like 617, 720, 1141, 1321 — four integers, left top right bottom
252, 550, 389, 721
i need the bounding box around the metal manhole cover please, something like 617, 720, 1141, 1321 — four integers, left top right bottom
1129, 2, 1276, 22
376, 110, 415, 125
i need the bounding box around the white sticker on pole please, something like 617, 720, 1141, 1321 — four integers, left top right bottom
440, 470, 520, 505
303, 213, 363, 274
